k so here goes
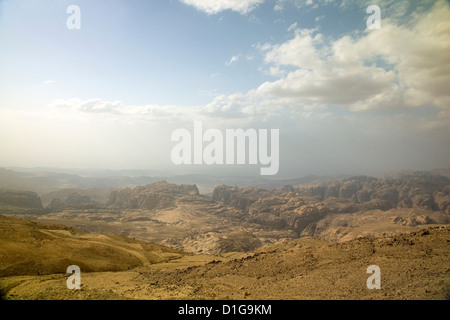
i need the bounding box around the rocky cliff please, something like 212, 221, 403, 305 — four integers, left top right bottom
107, 181, 200, 210
45, 192, 103, 212
4, 173, 448, 255
293, 173, 450, 213
211, 173, 450, 236
0, 189, 43, 209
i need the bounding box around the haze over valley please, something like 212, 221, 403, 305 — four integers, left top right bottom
1, 167, 449, 300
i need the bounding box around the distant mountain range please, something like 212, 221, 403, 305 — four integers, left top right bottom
2, 171, 449, 255
1, 166, 449, 200
0, 167, 350, 196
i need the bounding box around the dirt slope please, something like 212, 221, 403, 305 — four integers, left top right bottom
0, 215, 184, 278
1, 217, 448, 300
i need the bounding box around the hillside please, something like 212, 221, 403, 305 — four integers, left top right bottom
2, 174, 449, 255
40, 188, 115, 207
0, 189, 43, 209
106, 181, 200, 210
0, 189, 46, 215
1, 220, 448, 300
0, 215, 184, 278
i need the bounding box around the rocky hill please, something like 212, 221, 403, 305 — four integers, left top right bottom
210, 173, 450, 240
2, 174, 449, 255
45, 192, 104, 213
106, 181, 200, 210
214, 174, 450, 213
1, 221, 448, 300
293, 173, 450, 213
40, 188, 114, 207
0, 189, 46, 215
0, 215, 184, 278
0, 190, 43, 209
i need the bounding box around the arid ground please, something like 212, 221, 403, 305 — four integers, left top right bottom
1, 215, 448, 300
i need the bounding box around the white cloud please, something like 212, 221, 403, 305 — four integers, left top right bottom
263, 28, 323, 69
47, 98, 196, 124
34, 2, 450, 121
45, 97, 258, 126
287, 22, 298, 32
274, 0, 285, 12
253, 42, 272, 51
203, 94, 248, 118
57, 99, 123, 114
43, 80, 54, 85
255, 0, 450, 111
268, 66, 286, 77
226, 55, 240, 66
179, 0, 264, 14
315, 15, 324, 22
274, 4, 283, 12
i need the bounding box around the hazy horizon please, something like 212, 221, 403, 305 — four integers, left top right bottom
1, 0, 449, 177
2, 165, 449, 182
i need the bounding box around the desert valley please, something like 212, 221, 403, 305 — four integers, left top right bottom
0, 168, 449, 300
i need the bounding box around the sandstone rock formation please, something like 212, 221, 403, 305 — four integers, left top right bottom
107, 181, 200, 210
211, 173, 450, 239
181, 231, 262, 255
293, 173, 450, 212
212, 185, 273, 212
45, 192, 103, 213
3, 173, 449, 256
0, 190, 42, 209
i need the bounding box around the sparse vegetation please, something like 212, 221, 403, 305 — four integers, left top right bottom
0, 171, 449, 300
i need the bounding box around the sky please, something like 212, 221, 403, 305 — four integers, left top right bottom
0, 0, 449, 178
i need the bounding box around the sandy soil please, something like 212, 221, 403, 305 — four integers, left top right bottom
1, 221, 448, 300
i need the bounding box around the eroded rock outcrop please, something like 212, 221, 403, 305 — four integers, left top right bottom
0, 190, 42, 209
107, 181, 200, 210
211, 173, 450, 239
293, 173, 450, 212
45, 192, 102, 212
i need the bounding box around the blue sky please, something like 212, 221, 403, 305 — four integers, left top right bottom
0, 0, 367, 107
0, 0, 449, 177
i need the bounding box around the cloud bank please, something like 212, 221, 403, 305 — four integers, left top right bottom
179, 0, 264, 14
